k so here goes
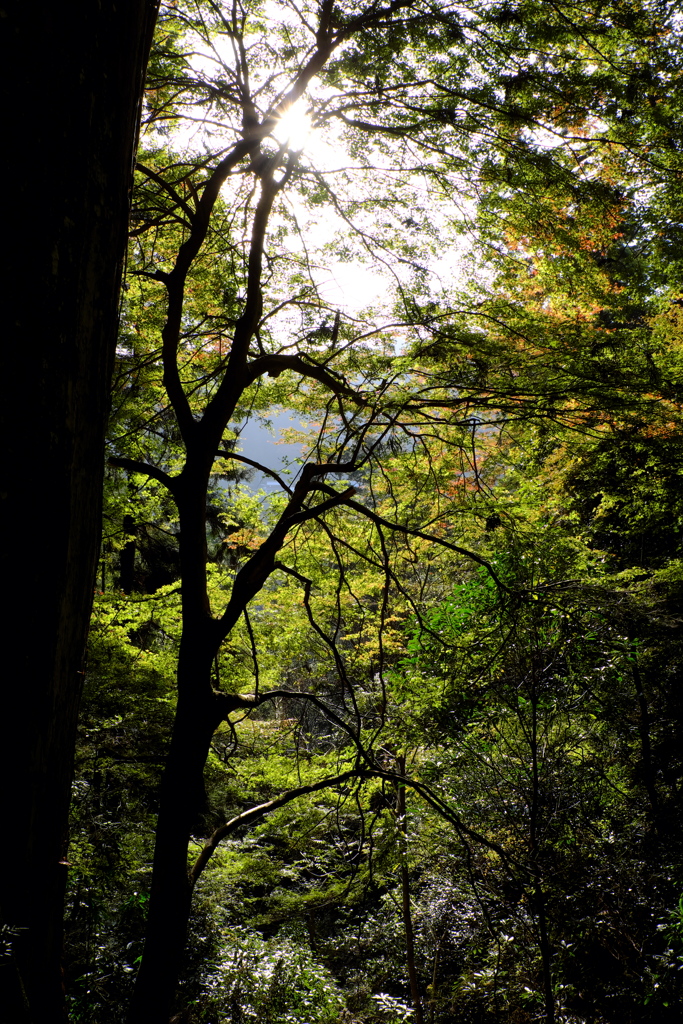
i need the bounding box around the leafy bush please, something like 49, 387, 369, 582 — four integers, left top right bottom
200, 927, 344, 1023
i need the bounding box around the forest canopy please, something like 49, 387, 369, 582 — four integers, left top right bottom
58, 0, 683, 1022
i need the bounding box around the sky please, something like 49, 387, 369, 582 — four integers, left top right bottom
236, 408, 307, 492
142, 7, 473, 491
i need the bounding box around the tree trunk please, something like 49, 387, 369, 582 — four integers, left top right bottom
120, 513, 138, 593
631, 647, 659, 821
528, 680, 554, 1024
396, 757, 424, 1024
0, 3, 158, 1020
127, 632, 220, 1024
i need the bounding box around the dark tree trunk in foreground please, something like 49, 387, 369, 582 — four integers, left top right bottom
0, 3, 158, 1020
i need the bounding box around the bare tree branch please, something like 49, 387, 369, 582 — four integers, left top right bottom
108, 456, 176, 493
189, 768, 370, 883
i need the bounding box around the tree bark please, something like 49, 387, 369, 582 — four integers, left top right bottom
0, 3, 158, 1020
127, 632, 221, 1024
397, 757, 424, 1024
631, 647, 659, 821
528, 679, 554, 1024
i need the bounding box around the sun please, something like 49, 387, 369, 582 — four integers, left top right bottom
272, 99, 313, 153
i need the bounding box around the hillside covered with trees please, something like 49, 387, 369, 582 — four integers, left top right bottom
9, 0, 683, 1022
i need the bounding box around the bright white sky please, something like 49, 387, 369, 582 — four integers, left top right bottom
140, 5, 476, 489
270, 98, 402, 313
153, 21, 472, 317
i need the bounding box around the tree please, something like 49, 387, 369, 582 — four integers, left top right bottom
0, 3, 158, 1020
389, 2, 683, 1014
59, 0, 683, 1019
97, 1, 524, 1018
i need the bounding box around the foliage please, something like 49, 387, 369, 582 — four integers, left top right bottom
200, 927, 344, 1024
64, 0, 683, 1023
